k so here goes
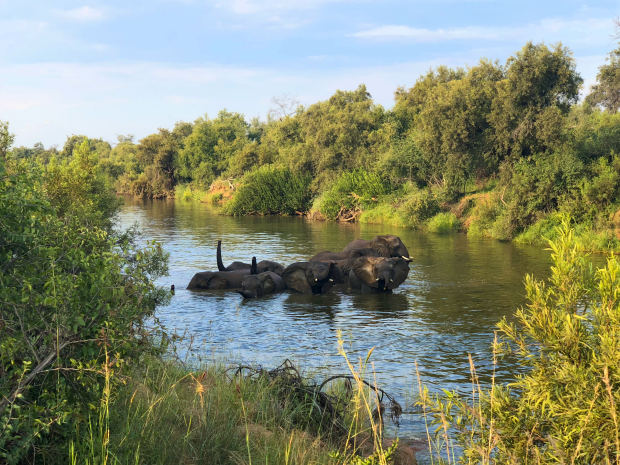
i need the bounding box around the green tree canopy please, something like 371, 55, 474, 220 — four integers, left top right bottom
586, 44, 620, 113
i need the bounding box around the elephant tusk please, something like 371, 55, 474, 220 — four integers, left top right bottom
390, 278, 393, 282
402, 256, 413, 261
314, 278, 318, 282
329, 278, 334, 282
375, 278, 380, 281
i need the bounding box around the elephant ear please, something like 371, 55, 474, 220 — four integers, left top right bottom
371, 237, 390, 257
282, 262, 311, 293
262, 273, 277, 294
388, 258, 410, 289
390, 236, 410, 259
351, 257, 380, 288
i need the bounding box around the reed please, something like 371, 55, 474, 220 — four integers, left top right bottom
415, 219, 620, 464
67, 340, 405, 465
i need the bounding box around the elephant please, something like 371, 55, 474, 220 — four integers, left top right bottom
282, 261, 337, 294
187, 257, 258, 290
342, 235, 411, 260
217, 240, 285, 275
237, 271, 286, 299
348, 256, 410, 293
309, 247, 381, 284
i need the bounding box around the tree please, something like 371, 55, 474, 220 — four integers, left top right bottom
413, 60, 503, 196
489, 42, 583, 160
586, 44, 620, 113
0, 121, 15, 160
393, 66, 466, 135
177, 111, 249, 186
134, 129, 179, 198
268, 94, 301, 121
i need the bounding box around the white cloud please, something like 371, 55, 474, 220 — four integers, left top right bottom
217, 0, 345, 15
57, 6, 107, 22
211, 0, 357, 29
352, 25, 500, 41
352, 17, 614, 45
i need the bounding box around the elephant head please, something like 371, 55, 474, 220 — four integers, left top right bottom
349, 256, 410, 292
343, 235, 411, 260
282, 261, 336, 294
370, 235, 410, 259
238, 271, 285, 299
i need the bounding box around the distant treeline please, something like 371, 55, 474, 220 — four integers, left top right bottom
7, 41, 620, 249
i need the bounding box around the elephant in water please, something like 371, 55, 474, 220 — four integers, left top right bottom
217, 240, 285, 275
282, 261, 337, 294
238, 271, 285, 299
348, 256, 410, 293
187, 257, 257, 290
342, 234, 411, 260
309, 247, 381, 284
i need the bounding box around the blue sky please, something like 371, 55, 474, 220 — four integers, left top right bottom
1, 0, 618, 147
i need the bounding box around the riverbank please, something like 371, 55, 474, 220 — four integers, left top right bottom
68, 347, 416, 465
173, 179, 620, 254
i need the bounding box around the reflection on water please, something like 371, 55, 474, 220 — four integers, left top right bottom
117, 197, 552, 451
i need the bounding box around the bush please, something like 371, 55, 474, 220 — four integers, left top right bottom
426, 212, 460, 234
359, 202, 408, 227
314, 169, 391, 220
0, 158, 169, 463
502, 151, 584, 234
398, 186, 440, 227
226, 165, 312, 215
422, 219, 620, 464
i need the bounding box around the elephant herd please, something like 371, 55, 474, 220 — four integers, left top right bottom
187, 235, 413, 299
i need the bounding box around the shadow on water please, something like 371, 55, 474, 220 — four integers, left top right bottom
118, 197, 554, 451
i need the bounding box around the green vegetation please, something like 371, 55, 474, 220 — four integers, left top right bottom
225, 165, 312, 215
426, 212, 460, 234
313, 169, 391, 221
0, 147, 169, 463
68, 354, 400, 465
10, 39, 619, 251
1, 136, 400, 465
419, 219, 620, 464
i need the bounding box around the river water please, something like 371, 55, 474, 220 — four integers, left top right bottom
117, 197, 553, 455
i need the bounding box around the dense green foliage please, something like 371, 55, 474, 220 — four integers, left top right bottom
225, 164, 312, 215
9, 40, 620, 250
422, 219, 620, 464
0, 150, 169, 463
314, 169, 391, 220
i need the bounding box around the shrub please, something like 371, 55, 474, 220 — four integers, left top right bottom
314, 169, 391, 220
502, 150, 584, 234
359, 202, 408, 227
0, 158, 169, 463
422, 219, 620, 464
398, 186, 440, 227
426, 212, 460, 234
226, 165, 312, 215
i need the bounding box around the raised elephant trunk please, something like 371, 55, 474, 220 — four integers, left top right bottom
216, 240, 226, 271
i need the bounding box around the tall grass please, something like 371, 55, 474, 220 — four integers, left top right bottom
226, 165, 312, 215
313, 170, 391, 221
68, 340, 405, 465
174, 183, 210, 203
416, 220, 620, 464
426, 212, 460, 234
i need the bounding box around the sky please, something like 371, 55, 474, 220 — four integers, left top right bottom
1, 0, 618, 148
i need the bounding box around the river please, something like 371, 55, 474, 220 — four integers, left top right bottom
117, 197, 553, 456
